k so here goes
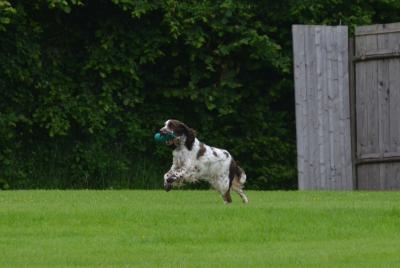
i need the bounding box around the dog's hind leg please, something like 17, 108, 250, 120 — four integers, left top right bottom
231, 177, 249, 204
234, 187, 248, 204
222, 190, 232, 204
213, 177, 232, 204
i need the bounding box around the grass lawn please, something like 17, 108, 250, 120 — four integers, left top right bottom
1, 190, 400, 267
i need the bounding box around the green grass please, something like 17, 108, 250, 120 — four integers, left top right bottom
1, 190, 400, 267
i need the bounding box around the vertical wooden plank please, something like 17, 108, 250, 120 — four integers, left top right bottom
355, 35, 368, 189
322, 26, 331, 189
293, 25, 353, 190
386, 29, 400, 188
387, 58, 400, 187
384, 163, 392, 190
356, 28, 380, 189
315, 26, 326, 189
337, 26, 353, 190
389, 60, 400, 153
305, 26, 318, 189
303, 26, 314, 190
327, 27, 340, 189
364, 60, 378, 160
366, 39, 379, 159
348, 37, 357, 189
336, 26, 344, 190
373, 164, 381, 190
322, 27, 331, 189
366, 55, 380, 189
325, 27, 334, 189
383, 163, 400, 190
292, 25, 307, 190
377, 33, 390, 189
391, 163, 400, 189
355, 35, 368, 160
357, 165, 368, 190
355, 33, 369, 190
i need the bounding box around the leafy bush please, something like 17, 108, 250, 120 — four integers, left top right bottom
1, 0, 399, 189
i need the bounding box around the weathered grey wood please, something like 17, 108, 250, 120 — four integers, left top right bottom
292, 25, 307, 189
366, 38, 379, 159
357, 165, 368, 190
326, 26, 337, 189
355, 22, 400, 190
355, 41, 368, 160
293, 25, 353, 190
306, 26, 318, 189
358, 164, 380, 190
354, 51, 400, 62
315, 26, 325, 189
349, 37, 358, 188
386, 30, 400, 188
355, 22, 400, 36
338, 26, 353, 190
385, 163, 400, 189
377, 33, 390, 189
294, 22, 400, 191
355, 27, 381, 189
389, 59, 400, 156
357, 156, 400, 165
384, 163, 394, 189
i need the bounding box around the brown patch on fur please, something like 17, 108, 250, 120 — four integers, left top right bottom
223, 191, 232, 203
197, 143, 206, 159
212, 149, 218, 157
231, 177, 241, 189
229, 159, 243, 188
184, 128, 196, 151
167, 120, 196, 150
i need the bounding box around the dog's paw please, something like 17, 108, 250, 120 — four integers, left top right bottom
164, 182, 173, 192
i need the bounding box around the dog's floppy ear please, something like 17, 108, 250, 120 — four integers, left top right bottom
183, 124, 196, 151
167, 120, 196, 150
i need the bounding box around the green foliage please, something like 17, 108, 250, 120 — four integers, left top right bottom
0, 0, 15, 31
47, 0, 83, 13
1, 0, 400, 189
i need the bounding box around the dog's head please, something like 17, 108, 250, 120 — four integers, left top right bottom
159, 119, 196, 150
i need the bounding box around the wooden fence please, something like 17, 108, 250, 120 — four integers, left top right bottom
293, 23, 400, 190
354, 23, 400, 190
292, 25, 353, 190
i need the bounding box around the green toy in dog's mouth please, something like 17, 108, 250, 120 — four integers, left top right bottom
154, 132, 176, 145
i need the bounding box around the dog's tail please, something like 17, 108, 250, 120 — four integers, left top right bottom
238, 166, 246, 184
230, 159, 247, 185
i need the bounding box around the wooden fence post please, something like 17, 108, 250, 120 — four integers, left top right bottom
292, 25, 354, 190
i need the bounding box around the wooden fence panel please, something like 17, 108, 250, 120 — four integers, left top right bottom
355, 22, 400, 190
292, 25, 353, 190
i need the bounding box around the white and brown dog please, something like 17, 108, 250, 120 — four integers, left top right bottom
159, 119, 248, 204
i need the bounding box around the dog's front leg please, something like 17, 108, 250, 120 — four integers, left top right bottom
163, 166, 189, 191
